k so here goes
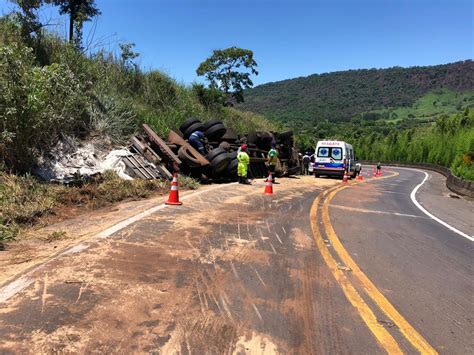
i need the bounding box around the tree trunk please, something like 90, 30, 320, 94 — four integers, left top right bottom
69, 13, 74, 43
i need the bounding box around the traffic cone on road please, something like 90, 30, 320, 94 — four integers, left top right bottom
264, 173, 274, 195
165, 173, 183, 205
342, 172, 349, 184
357, 173, 363, 181
378, 169, 383, 176
373, 166, 378, 177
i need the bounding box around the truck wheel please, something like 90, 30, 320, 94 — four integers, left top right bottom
210, 153, 231, 175
183, 122, 205, 138
206, 147, 227, 162
179, 117, 201, 133
205, 123, 227, 140
203, 118, 223, 130
227, 158, 238, 176
178, 146, 203, 168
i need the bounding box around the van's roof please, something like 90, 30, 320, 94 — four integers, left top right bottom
316, 140, 346, 146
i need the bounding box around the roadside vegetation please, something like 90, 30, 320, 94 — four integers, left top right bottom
0, 7, 272, 246
0, 170, 198, 246
296, 108, 474, 180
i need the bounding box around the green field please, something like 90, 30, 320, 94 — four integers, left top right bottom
363, 89, 474, 123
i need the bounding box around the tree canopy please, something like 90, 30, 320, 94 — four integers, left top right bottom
49, 0, 101, 47
196, 47, 258, 104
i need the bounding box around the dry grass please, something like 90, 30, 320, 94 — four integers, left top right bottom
0, 171, 199, 246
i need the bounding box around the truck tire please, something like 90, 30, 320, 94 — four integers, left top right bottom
178, 146, 204, 168
210, 153, 231, 175
227, 158, 238, 176
179, 117, 201, 133
206, 147, 226, 162
183, 122, 205, 138
205, 123, 227, 140
203, 118, 223, 131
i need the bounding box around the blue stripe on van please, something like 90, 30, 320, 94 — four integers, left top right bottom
316, 162, 344, 169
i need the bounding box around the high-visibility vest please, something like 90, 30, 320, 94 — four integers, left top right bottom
268, 149, 278, 165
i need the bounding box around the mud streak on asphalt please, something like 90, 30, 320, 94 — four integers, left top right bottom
0, 177, 381, 353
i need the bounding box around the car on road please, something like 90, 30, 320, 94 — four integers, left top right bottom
313, 140, 355, 179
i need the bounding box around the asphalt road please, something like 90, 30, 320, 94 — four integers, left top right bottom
0, 169, 472, 354
328, 167, 473, 354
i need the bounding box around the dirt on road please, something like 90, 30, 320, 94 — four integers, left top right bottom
0, 176, 384, 354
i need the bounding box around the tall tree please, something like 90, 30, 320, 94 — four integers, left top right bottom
49, 0, 100, 48
11, 0, 44, 43
196, 47, 258, 104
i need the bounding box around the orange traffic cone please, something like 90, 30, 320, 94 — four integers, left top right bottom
165, 173, 182, 205
357, 173, 363, 181
342, 172, 349, 184
264, 173, 273, 195
378, 169, 383, 176
373, 167, 378, 177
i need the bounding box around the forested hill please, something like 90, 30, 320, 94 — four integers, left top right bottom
239, 60, 474, 126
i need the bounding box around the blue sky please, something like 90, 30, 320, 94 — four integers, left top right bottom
1, 0, 472, 86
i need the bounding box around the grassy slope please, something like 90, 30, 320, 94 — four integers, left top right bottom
370, 89, 474, 123
0, 18, 277, 244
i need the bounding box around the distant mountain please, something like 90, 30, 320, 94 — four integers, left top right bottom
239, 60, 474, 128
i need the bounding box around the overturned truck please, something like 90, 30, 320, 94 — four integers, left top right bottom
125, 118, 300, 181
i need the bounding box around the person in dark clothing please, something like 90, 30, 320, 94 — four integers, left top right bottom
376, 161, 382, 175
302, 151, 311, 175
188, 131, 207, 156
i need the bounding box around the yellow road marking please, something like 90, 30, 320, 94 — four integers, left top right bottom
320, 172, 438, 354
310, 194, 403, 354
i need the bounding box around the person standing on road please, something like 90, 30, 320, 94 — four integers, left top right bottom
376, 161, 382, 175
237, 144, 251, 184
355, 159, 362, 176
188, 131, 207, 156
302, 151, 311, 175
267, 143, 278, 183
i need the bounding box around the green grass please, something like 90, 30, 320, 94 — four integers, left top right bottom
370, 89, 474, 123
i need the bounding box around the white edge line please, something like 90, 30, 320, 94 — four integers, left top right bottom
410, 171, 473, 241
0, 183, 237, 303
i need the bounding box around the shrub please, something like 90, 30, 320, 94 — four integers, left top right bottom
0, 42, 88, 171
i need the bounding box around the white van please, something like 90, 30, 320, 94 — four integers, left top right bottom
313, 140, 355, 179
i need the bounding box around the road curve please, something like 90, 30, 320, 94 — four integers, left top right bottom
0, 169, 472, 353
328, 167, 473, 354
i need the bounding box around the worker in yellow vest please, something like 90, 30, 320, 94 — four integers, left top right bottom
267, 143, 278, 183
237, 144, 251, 184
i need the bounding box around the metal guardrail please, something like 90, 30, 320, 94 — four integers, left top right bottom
362, 161, 474, 198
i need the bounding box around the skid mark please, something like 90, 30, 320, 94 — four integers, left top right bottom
220, 296, 234, 321
41, 273, 49, 314
252, 303, 263, 322
275, 233, 283, 245
269, 242, 277, 254
254, 268, 267, 288
230, 262, 240, 279
75, 280, 91, 304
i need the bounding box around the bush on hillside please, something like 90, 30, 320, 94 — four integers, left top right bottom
0, 42, 88, 172
0, 17, 277, 173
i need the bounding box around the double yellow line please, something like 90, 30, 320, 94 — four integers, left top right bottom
310, 174, 437, 354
